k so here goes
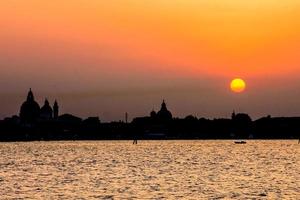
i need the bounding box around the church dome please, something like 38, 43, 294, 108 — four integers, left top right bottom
150, 110, 157, 118
157, 100, 172, 120
40, 99, 53, 119
20, 89, 41, 123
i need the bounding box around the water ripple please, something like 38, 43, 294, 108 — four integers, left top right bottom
0, 140, 299, 199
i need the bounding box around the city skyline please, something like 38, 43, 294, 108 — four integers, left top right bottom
2, 88, 300, 122
1, 88, 298, 141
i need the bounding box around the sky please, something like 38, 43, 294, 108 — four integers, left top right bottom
1, 0, 300, 121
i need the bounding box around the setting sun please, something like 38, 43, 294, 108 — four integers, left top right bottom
230, 78, 246, 93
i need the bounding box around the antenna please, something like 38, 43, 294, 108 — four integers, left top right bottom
125, 112, 128, 123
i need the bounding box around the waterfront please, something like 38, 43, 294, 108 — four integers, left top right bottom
0, 140, 299, 199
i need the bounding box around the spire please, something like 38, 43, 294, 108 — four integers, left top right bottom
27, 88, 34, 101
44, 98, 50, 106
161, 99, 167, 110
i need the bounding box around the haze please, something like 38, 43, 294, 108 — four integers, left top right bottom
1, 0, 300, 121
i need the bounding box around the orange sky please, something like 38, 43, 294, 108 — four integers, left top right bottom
1, 1, 300, 120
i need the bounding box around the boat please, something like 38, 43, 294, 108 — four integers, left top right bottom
234, 141, 247, 144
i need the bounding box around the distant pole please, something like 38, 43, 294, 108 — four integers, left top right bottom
125, 112, 128, 124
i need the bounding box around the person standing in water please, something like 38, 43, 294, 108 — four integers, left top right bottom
133, 139, 137, 145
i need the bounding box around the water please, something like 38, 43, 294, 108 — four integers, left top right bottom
0, 140, 299, 199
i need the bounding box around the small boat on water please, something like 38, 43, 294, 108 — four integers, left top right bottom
234, 141, 247, 144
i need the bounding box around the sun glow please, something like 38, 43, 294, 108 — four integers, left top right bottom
230, 78, 246, 93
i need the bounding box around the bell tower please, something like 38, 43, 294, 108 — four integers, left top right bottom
53, 100, 59, 119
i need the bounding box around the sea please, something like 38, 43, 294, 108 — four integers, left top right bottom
0, 140, 299, 199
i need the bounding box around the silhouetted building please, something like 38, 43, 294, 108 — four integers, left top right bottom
231, 110, 236, 119
150, 110, 157, 118
1, 89, 296, 141
58, 114, 82, 124
53, 100, 59, 119
156, 100, 172, 121
20, 89, 41, 124
232, 112, 252, 138
58, 114, 82, 132
40, 99, 53, 120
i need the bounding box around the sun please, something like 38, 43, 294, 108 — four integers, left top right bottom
230, 78, 246, 93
